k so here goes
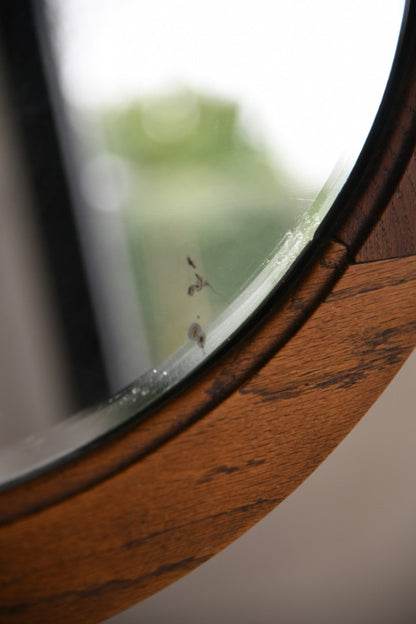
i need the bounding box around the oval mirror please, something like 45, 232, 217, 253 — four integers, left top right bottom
0, 0, 406, 485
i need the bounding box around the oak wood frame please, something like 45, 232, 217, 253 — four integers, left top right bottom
1, 4, 416, 622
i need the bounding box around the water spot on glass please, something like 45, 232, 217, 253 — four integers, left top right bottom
188, 322, 206, 350
186, 257, 217, 297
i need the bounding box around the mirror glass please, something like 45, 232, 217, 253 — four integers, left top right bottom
0, 0, 406, 484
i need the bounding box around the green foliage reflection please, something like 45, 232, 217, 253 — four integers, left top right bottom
99, 89, 303, 362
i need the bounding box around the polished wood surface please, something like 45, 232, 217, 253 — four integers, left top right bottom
0, 240, 349, 523
1, 6, 416, 623
1, 250, 415, 624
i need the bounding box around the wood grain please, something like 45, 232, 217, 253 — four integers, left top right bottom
0, 255, 415, 623
0, 240, 349, 523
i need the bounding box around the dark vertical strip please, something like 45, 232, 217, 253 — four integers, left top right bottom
0, 1, 109, 408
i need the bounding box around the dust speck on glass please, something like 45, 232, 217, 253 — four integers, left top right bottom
0, 0, 406, 485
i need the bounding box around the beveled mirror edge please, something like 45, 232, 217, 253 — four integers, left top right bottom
0, 161, 345, 489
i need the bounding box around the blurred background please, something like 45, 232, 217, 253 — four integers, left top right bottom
107, 350, 416, 624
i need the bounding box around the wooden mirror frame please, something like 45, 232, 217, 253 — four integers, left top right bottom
1, 3, 416, 622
